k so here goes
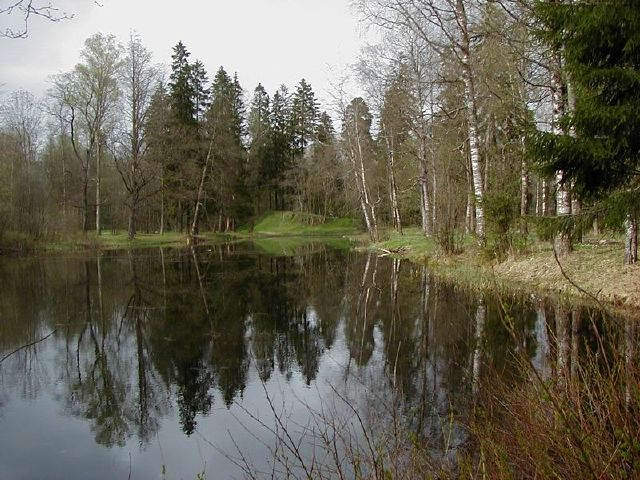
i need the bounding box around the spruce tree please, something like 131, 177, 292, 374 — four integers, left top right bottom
190, 60, 210, 123
169, 41, 196, 125
291, 79, 319, 156
269, 85, 294, 209
248, 84, 271, 146
206, 67, 250, 227
532, 1, 640, 263
248, 84, 272, 209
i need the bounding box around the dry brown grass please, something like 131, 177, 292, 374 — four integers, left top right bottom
495, 243, 640, 310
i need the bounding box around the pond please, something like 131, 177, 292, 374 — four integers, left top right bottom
0, 241, 631, 479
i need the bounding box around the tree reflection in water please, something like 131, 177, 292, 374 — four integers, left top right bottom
0, 242, 633, 478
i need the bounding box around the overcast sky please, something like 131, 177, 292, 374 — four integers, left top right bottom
1, 0, 367, 107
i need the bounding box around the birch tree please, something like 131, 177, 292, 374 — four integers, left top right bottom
341, 97, 380, 241
113, 33, 159, 239
354, 0, 488, 238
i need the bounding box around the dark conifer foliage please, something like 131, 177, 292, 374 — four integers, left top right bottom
531, 1, 640, 262
291, 79, 319, 156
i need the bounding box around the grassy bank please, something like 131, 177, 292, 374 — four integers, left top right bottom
242, 211, 360, 237
2, 214, 637, 314
360, 227, 640, 312
0, 212, 358, 255
0, 230, 228, 255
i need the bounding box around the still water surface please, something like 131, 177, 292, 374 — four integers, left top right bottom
0, 241, 618, 479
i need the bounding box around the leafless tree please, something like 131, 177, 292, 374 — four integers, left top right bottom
111, 32, 159, 239
0, 0, 75, 38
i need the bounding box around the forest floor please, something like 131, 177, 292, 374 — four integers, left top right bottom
359, 227, 640, 313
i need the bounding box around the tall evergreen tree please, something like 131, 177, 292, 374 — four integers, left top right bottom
190, 60, 210, 123
532, 1, 640, 263
248, 84, 272, 210
206, 67, 250, 228
269, 85, 294, 209
291, 79, 319, 156
169, 41, 195, 125
167, 41, 200, 231
145, 82, 172, 234
248, 84, 271, 146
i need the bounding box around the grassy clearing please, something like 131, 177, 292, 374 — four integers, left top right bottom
41, 231, 192, 252
245, 211, 360, 236
0, 230, 234, 255
0, 212, 357, 256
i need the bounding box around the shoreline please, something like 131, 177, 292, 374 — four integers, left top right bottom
359, 229, 640, 315
2, 225, 638, 315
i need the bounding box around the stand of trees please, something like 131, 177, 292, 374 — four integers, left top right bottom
0, 1, 638, 263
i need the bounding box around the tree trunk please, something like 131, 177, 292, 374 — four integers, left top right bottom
95, 136, 101, 235
624, 214, 638, 265
465, 165, 476, 235
159, 171, 165, 235
520, 156, 529, 234
419, 166, 431, 236
128, 199, 137, 240
191, 142, 214, 238
418, 131, 432, 236
357, 136, 378, 242
384, 140, 402, 234
555, 170, 572, 255
457, 0, 485, 239
82, 177, 89, 232
552, 65, 572, 255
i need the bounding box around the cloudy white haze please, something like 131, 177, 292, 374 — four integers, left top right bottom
1, 0, 366, 104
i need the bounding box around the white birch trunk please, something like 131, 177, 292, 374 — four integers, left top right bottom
624, 214, 638, 265
457, 0, 485, 239
555, 303, 570, 382
472, 298, 486, 397
532, 298, 551, 380
355, 120, 378, 242
419, 167, 431, 236
382, 126, 402, 233
552, 66, 572, 255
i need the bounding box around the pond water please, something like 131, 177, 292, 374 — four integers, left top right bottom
0, 241, 628, 479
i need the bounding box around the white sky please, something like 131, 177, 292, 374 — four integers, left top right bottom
1, 0, 368, 108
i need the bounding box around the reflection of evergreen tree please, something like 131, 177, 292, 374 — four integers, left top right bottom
150, 283, 215, 435
0, 239, 622, 471
209, 264, 250, 407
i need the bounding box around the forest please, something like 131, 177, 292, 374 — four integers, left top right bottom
0, 1, 638, 265
1, 1, 639, 479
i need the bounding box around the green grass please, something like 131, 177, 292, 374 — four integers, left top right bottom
0, 212, 358, 256
21, 230, 234, 254
367, 227, 439, 259
246, 211, 360, 236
